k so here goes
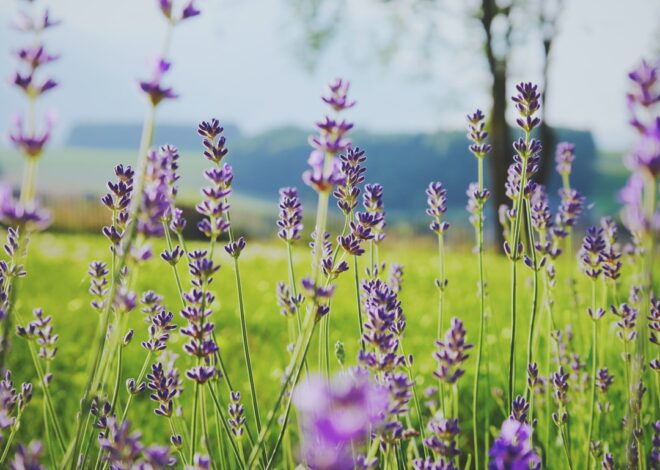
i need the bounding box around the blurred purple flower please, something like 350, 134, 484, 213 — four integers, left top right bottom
277, 187, 303, 242
488, 418, 540, 470
555, 142, 575, 177
293, 370, 388, 469
139, 58, 177, 106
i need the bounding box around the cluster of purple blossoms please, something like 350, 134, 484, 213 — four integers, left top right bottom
488, 418, 540, 470
196, 120, 233, 239
101, 165, 135, 252
228, 391, 246, 438
467, 110, 492, 158
467, 183, 490, 230
510, 395, 530, 423
16, 308, 59, 361
293, 371, 388, 470
359, 279, 405, 372
600, 216, 622, 281
650, 298, 660, 371
138, 145, 180, 238
158, 0, 201, 24
334, 147, 367, 215
88, 261, 109, 312
277, 187, 303, 242
0, 370, 32, 431
426, 182, 449, 235
276, 282, 303, 317
362, 184, 386, 243
555, 142, 575, 177
550, 366, 569, 426
304, 79, 354, 193
619, 60, 660, 234
596, 367, 615, 413
146, 361, 181, 417
433, 317, 473, 384
0, 185, 51, 231
10, 441, 45, 470
301, 274, 335, 321
579, 226, 606, 280
9, 7, 59, 159
180, 251, 219, 384
140, 57, 178, 107
98, 418, 176, 468
612, 302, 639, 344
140, 291, 177, 352
424, 418, 460, 460
554, 187, 585, 236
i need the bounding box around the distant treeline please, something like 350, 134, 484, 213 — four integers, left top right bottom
68, 122, 596, 224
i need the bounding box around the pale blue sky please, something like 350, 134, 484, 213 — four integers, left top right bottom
0, 0, 658, 150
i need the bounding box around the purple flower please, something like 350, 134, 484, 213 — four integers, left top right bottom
180, 251, 219, 382
196, 163, 232, 239
139, 58, 177, 106
427, 182, 449, 235
334, 147, 366, 215
488, 418, 540, 470
88, 261, 109, 311
467, 183, 490, 229
138, 146, 179, 237
277, 187, 303, 242
555, 142, 575, 177
388, 264, 404, 294
359, 279, 406, 372
555, 188, 584, 234
627, 59, 660, 131
12, 9, 61, 33
14, 45, 59, 70
224, 236, 246, 259
158, 0, 201, 23
413, 457, 457, 470
0, 371, 32, 431
627, 116, 660, 177
467, 109, 492, 158
10, 441, 45, 470
10, 72, 57, 97
228, 391, 246, 438
424, 418, 460, 459
363, 184, 386, 242
16, 308, 58, 361
322, 79, 356, 112
276, 282, 302, 317
304, 80, 355, 193
649, 297, 659, 346
293, 371, 388, 470
511, 82, 541, 133
433, 318, 473, 384
146, 362, 181, 417
9, 115, 52, 159
0, 186, 51, 231
612, 303, 638, 343
579, 226, 605, 279
510, 395, 529, 423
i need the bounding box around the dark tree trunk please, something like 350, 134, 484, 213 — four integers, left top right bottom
482, 0, 511, 250
489, 69, 510, 250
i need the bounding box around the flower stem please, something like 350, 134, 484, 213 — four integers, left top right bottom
472, 157, 486, 470
586, 280, 598, 469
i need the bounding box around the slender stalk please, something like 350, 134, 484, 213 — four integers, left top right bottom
472, 157, 486, 470
507, 125, 531, 410
190, 381, 200, 461
168, 417, 189, 467
436, 233, 446, 339
585, 280, 598, 469
524, 200, 539, 399
400, 343, 428, 459
207, 379, 245, 464
353, 255, 365, 350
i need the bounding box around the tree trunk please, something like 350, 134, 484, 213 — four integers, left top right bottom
488, 69, 510, 250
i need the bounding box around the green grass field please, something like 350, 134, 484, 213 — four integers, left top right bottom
6, 228, 655, 468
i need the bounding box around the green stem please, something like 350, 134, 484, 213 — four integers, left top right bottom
207, 382, 243, 465
119, 351, 152, 424
472, 157, 486, 470
524, 200, 539, 401
586, 281, 598, 469
190, 381, 200, 461
353, 255, 365, 351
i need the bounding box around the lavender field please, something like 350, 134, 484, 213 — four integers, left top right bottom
0, 1, 658, 469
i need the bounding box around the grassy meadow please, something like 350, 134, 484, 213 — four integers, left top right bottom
7, 229, 655, 467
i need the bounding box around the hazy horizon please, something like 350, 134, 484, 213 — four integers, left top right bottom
1, 0, 658, 152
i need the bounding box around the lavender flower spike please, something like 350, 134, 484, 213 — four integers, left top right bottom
426, 182, 449, 235
277, 187, 303, 242
488, 418, 540, 470
433, 317, 473, 384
